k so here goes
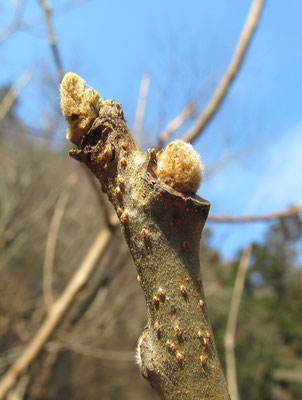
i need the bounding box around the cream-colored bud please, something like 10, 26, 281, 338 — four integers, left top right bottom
60, 72, 101, 145
156, 140, 203, 194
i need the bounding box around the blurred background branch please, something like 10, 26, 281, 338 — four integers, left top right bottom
183, 0, 266, 143
224, 246, 252, 400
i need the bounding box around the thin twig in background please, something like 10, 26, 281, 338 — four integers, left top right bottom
133, 73, 151, 148
183, 0, 265, 143
43, 190, 69, 310
208, 201, 302, 223
56, 339, 134, 362
272, 369, 302, 384
29, 349, 59, 399
38, 0, 116, 221
0, 227, 114, 399
0, 70, 33, 122
224, 245, 252, 400
155, 102, 195, 151
39, 0, 65, 81
0, 0, 23, 44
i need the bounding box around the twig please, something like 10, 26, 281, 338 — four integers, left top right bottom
155, 103, 195, 151
43, 190, 69, 310
0, 0, 23, 44
38, 0, 117, 221
133, 73, 151, 148
272, 369, 302, 384
0, 70, 33, 122
0, 227, 113, 399
29, 349, 59, 399
183, 0, 265, 143
208, 202, 302, 223
38, 0, 65, 81
224, 246, 252, 400
56, 339, 134, 362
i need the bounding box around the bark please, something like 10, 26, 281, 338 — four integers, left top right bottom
66, 95, 230, 399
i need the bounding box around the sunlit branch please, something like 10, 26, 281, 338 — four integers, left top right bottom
133, 73, 151, 148
43, 190, 69, 310
155, 103, 195, 151
183, 0, 266, 143
0, 70, 33, 122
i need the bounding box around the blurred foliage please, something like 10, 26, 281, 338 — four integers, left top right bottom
0, 109, 301, 400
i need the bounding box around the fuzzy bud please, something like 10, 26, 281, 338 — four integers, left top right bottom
156, 140, 203, 194
60, 72, 101, 145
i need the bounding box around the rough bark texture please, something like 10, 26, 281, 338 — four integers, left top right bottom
66, 90, 230, 400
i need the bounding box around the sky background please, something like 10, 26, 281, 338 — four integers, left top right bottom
1, 0, 302, 259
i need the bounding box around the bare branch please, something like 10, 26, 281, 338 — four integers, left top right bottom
272, 369, 302, 384
38, 0, 65, 81
29, 349, 59, 399
208, 202, 302, 223
155, 103, 195, 151
0, 227, 113, 399
56, 339, 134, 362
38, 0, 117, 221
43, 190, 69, 310
224, 246, 252, 400
0, 70, 33, 123
0, 0, 23, 45
133, 73, 151, 148
183, 0, 266, 143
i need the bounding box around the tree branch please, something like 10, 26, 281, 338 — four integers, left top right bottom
224, 246, 252, 400
208, 202, 302, 223
39, 0, 65, 81
133, 73, 151, 148
0, 70, 33, 123
43, 190, 69, 310
38, 0, 117, 224
59, 73, 230, 400
183, 0, 265, 143
155, 103, 195, 151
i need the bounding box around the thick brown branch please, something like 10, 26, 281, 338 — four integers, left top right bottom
60, 74, 230, 400
183, 0, 265, 143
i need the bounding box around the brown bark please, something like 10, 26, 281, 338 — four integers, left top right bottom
66, 89, 230, 399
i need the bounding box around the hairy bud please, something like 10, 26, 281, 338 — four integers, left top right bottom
60, 72, 100, 145
156, 140, 203, 194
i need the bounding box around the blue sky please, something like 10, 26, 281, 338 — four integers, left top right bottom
1, 0, 302, 258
